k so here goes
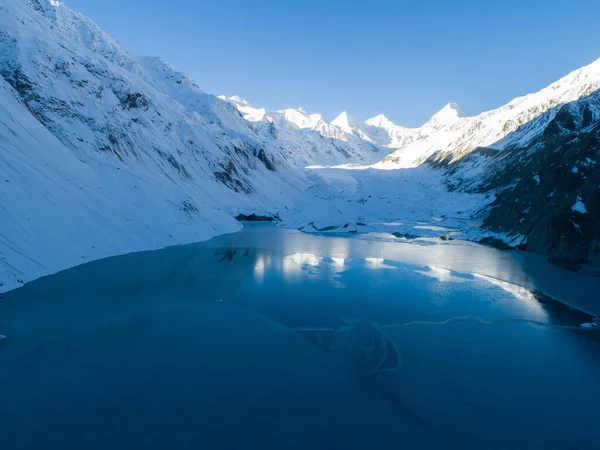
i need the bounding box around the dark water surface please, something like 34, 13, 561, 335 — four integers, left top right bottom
1, 224, 600, 449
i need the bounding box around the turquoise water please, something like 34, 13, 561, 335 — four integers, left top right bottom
1, 224, 600, 449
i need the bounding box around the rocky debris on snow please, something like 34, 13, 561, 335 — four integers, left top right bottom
235, 213, 280, 222
392, 232, 420, 240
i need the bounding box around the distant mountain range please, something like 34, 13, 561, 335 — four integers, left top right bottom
0, 0, 598, 291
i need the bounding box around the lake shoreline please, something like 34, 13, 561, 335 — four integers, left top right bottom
2, 222, 599, 320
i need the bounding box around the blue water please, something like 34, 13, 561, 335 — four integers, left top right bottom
1, 224, 600, 449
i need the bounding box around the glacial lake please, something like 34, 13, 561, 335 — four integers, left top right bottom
1, 224, 600, 449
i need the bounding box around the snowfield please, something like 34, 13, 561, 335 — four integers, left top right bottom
282, 166, 492, 241
1, 0, 599, 292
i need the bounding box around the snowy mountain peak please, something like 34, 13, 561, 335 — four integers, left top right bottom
219, 95, 250, 106
278, 108, 324, 130
332, 111, 359, 134
365, 114, 394, 128
427, 102, 465, 126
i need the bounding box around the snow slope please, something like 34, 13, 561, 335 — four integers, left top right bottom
0, 0, 307, 291
0, 69, 296, 292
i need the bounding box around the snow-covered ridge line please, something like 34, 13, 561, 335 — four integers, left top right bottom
220, 56, 600, 170
375, 58, 600, 168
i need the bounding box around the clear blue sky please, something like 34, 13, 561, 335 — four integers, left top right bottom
65, 0, 600, 127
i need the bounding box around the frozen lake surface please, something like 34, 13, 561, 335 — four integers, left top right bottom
1, 224, 600, 449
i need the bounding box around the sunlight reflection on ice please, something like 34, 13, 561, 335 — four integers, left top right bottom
254, 255, 266, 282
283, 253, 321, 280
365, 258, 397, 269
280, 253, 349, 287
414, 265, 473, 283
288, 253, 320, 266
330, 257, 345, 267
474, 273, 548, 318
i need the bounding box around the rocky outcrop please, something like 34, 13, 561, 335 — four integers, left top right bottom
447, 92, 600, 266
235, 213, 280, 222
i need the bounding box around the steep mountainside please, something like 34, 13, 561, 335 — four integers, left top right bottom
0, 0, 298, 189
0, 0, 398, 291
0, 0, 307, 291
449, 92, 600, 266
0, 73, 242, 290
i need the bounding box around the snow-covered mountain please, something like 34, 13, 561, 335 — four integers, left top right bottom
0, 0, 598, 292
0, 0, 309, 291
216, 96, 386, 165
0, 0, 394, 291
456, 89, 600, 265
373, 61, 600, 168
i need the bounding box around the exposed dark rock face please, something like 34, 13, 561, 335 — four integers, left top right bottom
118, 92, 149, 111
256, 148, 276, 171
308, 222, 337, 232
235, 213, 279, 222
478, 236, 519, 251
214, 160, 252, 194
181, 200, 198, 218
392, 232, 420, 240
483, 120, 600, 264
1, 67, 36, 101
447, 92, 600, 266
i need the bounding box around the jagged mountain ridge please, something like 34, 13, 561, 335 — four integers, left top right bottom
222, 56, 600, 174
0, 0, 298, 190
217, 96, 386, 165
375, 60, 600, 168
5, 0, 600, 176
1, 0, 389, 184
